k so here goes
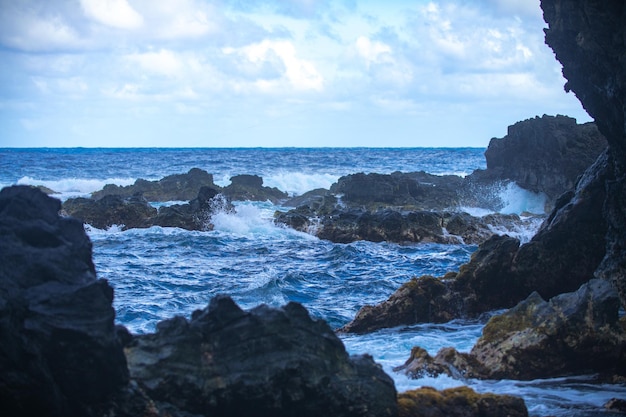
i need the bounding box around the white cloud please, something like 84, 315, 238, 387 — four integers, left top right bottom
126, 50, 184, 77
355, 36, 392, 66
80, 0, 143, 30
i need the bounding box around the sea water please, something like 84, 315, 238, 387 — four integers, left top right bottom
1, 147, 623, 416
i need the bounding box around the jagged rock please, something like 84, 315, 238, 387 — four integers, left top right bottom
0, 185, 129, 416
126, 295, 398, 417
394, 279, 626, 381
92, 168, 218, 202
469, 115, 606, 208
63, 186, 226, 231
397, 386, 528, 417
282, 188, 329, 208
341, 150, 608, 333
62, 193, 158, 230
541, 0, 626, 308
330, 171, 463, 211
222, 174, 288, 203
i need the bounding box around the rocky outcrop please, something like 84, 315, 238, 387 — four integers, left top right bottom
0, 185, 129, 416
92, 168, 218, 202
126, 295, 397, 417
397, 386, 528, 417
340, 150, 608, 333
394, 279, 626, 381
540, 0, 626, 310
467, 115, 606, 208
1, 185, 399, 417
222, 174, 288, 204
63, 186, 225, 231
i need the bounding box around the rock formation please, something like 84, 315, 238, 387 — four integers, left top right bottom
397, 386, 528, 417
0, 185, 129, 416
394, 279, 626, 381
1, 185, 399, 417
63, 186, 225, 231
467, 114, 606, 209
222, 174, 288, 203
541, 0, 626, 310
126, 295, 398, 417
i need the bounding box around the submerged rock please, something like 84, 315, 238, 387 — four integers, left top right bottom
397, 386, 528, 417
394, 279, 626, 381
0, 185, 129, 416
126, 294, 398, 417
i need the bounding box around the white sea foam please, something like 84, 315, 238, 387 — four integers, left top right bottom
16, 176, 136, 201
499, 182, 547, 215
263, 172, 339, 196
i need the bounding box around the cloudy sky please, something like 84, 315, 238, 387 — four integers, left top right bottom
0, 0, 590, 148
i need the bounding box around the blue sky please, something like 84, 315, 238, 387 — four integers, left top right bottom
0, 0, 590, 147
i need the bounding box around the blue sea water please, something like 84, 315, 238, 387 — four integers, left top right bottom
1, 147, 623, 416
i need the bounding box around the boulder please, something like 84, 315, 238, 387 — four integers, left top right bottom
0, 185, 129, 416
394, 279, 626, 381
63, 186, 226, 231
126, 294, 398, 417
397, 386, 528, 417
541, 0, 626, 308
222, 174, 288, 203
471, 115, 606, 207
92, 168, 218, 202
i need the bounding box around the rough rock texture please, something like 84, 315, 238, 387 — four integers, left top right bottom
330, 172, 463, 211
470, 115, 606, 207
394, 279, 626, 381
92, 168, 218, 202
397, 386, 528, 417
222, 174, 288, 203
341, 151, 608, 333
63, 186, 225, 231
0, 185, 129, 416
541, 0, 626, 308
126, 294, 398, 417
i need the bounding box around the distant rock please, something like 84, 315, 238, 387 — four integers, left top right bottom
126, 294, 398, 417
63, 186, 226, 231
394, 279, 626, 381
340, 150, 608, 333
0, 185, 129, 416
92, 167, 218, 202
222, 174, 288, 204
466, 115, 606, 209
397, 386, 528, 417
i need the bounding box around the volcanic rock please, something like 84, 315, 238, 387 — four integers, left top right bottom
397, 386, 528, 417
394, 279, 626, 381
467, 115, 606, 208
126, 294, 398, 417
92, 168, 218, 202
222, 174, 288, 203
0, 185, 129, 416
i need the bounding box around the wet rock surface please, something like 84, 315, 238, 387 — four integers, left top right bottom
222, 174, 288, 203
394, 279, 626, 381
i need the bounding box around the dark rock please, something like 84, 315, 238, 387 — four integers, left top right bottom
126, 295, 398, 417
330, 171, 463, 211
223, 174, 289, 203
605, 398, 626, 413
395, 279, 626, 381
477, 115, 606, 207
92, 168, 218, 202
342, 150, 608, 333
282, 188, 329, 207
0, 185, 129, 416
397, 386, 528, 417
62, 193, 157, 230
541, 0, 626, 308
63, 186, 227, 231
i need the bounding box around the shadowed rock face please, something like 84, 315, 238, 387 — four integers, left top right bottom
126, 295, 398, 417
0, 185, 129, 417
541, 0, 626, 308
394, 279, 626, 381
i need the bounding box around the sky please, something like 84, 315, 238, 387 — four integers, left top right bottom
0, 0, 591, 148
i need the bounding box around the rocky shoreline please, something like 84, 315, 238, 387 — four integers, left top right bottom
2, 1, 626, 416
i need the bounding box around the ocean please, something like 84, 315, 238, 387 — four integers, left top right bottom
1, 147, 623, 416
